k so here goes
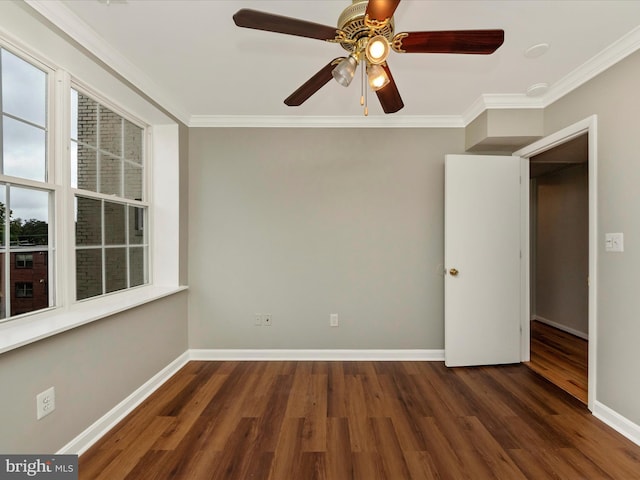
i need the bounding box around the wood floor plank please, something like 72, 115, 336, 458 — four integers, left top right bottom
325, 417, 354, 480
268, 417, 305, 480
79, 361, 640, 480
369, 416, 412, 479
152, 370, 228, 451
456, 416, 527, 480
527, 320, 588, 403
377, 373, 429, 451
403, 450, 439, 480
91, 416, 175, 480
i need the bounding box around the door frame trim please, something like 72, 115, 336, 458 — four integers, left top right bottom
514, 115, 597, 412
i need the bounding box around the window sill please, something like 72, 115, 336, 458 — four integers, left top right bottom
0, 285, 188, 355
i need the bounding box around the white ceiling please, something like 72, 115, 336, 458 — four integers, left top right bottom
29, 0, 640, 126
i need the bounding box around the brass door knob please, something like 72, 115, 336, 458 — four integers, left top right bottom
449, 268, 459, 276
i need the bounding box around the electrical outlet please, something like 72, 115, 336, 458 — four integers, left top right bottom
263, 314, 272, 326
255, 314, 263, 326
36, 387, 55, 420
330, 313, 339, 327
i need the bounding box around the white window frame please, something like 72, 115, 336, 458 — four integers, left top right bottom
0, 42, 57, 320
0, 31, 184, 355
69, 81, 150, 302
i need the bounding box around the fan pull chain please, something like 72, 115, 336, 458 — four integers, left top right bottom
360, 60, 365, 107
363, 61, 369, 116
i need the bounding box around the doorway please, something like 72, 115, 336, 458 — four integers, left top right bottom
514, 115, 597, 412
527, 134, 589, 403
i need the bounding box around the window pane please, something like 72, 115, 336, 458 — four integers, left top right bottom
76, 197, 101, 246
76, 248, 102, 300
124, 120, 142, 165
99, 107, 122, 156
3, 116, 46, 182
1, 49, 46, 127
105, 247, 126, 293
100, 153, 121, 196
76, 143, 97, 192
128, 206, 145, 245
10, 187, 49, 246
104, 201, 125, 245
124, 162, 142, 200
0, 185, 51, 318
75, 92, 97, 147
129, 246, 146, 287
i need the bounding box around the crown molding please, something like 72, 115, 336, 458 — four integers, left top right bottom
462, 94, 545, 125
542, 25, 640, 107
189, 114, 465, 128
24, 0, 191, 125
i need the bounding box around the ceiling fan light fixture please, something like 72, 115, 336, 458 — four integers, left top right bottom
365, 35, 390, 64
367, 63, 390, 91
332, 55, 358, 87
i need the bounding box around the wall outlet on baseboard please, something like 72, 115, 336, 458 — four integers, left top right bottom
36, 386, 55, 420
330, 313, 339, 327
254, 314, 263, 326
263, 314, 272, 326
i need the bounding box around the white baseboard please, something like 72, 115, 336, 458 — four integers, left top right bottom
57, 349, 640, 457
57, 351, 190, 456
593, 401, 640, 447
57, 349, 442, 455
189, 349, 445, 361
532, 315, 589, 340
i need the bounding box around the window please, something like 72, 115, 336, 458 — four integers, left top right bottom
15, 282, 33, 298
15, 253, 33, 268
0, 29, 184, 354
0, 47, 53, 320
71, 89, 148, 301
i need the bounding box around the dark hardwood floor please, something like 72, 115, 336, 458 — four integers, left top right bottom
527, 320, 588, 404
79, 360, 640, 479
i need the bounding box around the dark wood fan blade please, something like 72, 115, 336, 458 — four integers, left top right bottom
392, 30, 504, 54
284, 58, 344, 106
376, 63, 404, 114
233, 9, 340, 41
366, 0, 402, 22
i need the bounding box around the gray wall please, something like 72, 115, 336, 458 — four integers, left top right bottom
188, 128, 465, 350
0, 291, 188, 453
544, 49, 640, 424
534, 164, 589, 336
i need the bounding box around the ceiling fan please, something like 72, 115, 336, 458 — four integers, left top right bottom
233, 0, 504, 115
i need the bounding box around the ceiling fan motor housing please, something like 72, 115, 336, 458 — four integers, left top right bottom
337, 0, 395, 52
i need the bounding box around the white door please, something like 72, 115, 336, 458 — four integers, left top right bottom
445, 154, 522, 367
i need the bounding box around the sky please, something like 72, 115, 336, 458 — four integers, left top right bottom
1, 48, 49, 223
